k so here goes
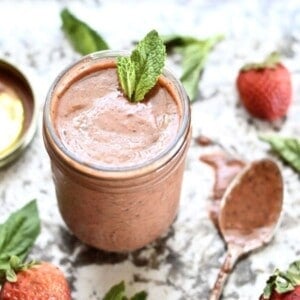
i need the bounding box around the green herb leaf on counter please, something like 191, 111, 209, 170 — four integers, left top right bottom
0, 200, 40, 281
103, 281, 148, 300
180, 42, 209, 102
162, 34, 200, 47
130, 291, 148, 300
163, 34, 223, 102
117, 30, 166, 102
103, 281, 125, 300
61, 8, 109, 55
260, 135, 300, 172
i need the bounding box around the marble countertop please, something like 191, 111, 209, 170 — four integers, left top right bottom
1, 0, 300, 299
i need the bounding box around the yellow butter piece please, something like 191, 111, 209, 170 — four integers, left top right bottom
0, 93, 24, 157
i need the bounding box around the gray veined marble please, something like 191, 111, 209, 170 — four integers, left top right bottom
0, 0, 300, 299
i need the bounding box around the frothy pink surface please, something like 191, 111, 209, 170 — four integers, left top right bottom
52, 66, 180, 168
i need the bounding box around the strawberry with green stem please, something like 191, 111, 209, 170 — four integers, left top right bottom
260, 260, 300, 300
237, 52, 292, 121
0, 200, 71, 299
0, 257, 71, 300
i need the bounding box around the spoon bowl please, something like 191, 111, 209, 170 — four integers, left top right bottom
210, 159, 283, 300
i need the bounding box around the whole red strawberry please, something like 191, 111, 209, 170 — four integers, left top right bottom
260, 260, 300, 300
237, 52, 292, 121
0, 260, 71, 300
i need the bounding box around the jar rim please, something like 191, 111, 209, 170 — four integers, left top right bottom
43, 50, 191, 178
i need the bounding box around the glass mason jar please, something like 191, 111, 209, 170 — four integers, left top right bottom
43, 51, 191, 252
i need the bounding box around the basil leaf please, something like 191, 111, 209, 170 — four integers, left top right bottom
0, 200, 40, 264
164, 34, 223, 102
61, 8, 109, 55
117, 30, 166, 102
260, 135, 300, 173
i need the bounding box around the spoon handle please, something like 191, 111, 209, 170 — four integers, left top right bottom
209, 245, 243, 300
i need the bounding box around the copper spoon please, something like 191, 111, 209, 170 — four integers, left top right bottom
209, 159, 283, 300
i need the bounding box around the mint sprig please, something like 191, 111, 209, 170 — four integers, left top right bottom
0, 200, 40, 283
117, 30, 166, 102
103, 281, 147, 300
61, 8, 109, 55
163, 34, 223, 102
260, 135, 300, 173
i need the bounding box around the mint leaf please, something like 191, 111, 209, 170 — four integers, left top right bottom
0, 200, 40, 280
103, 281, 125, 300
260, 135, 300, 173
117, 57, 136, 100
117, 30, 166, 102
132, 31, 166, 101
164, 34, 223, 102
61, 8, 109, 55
